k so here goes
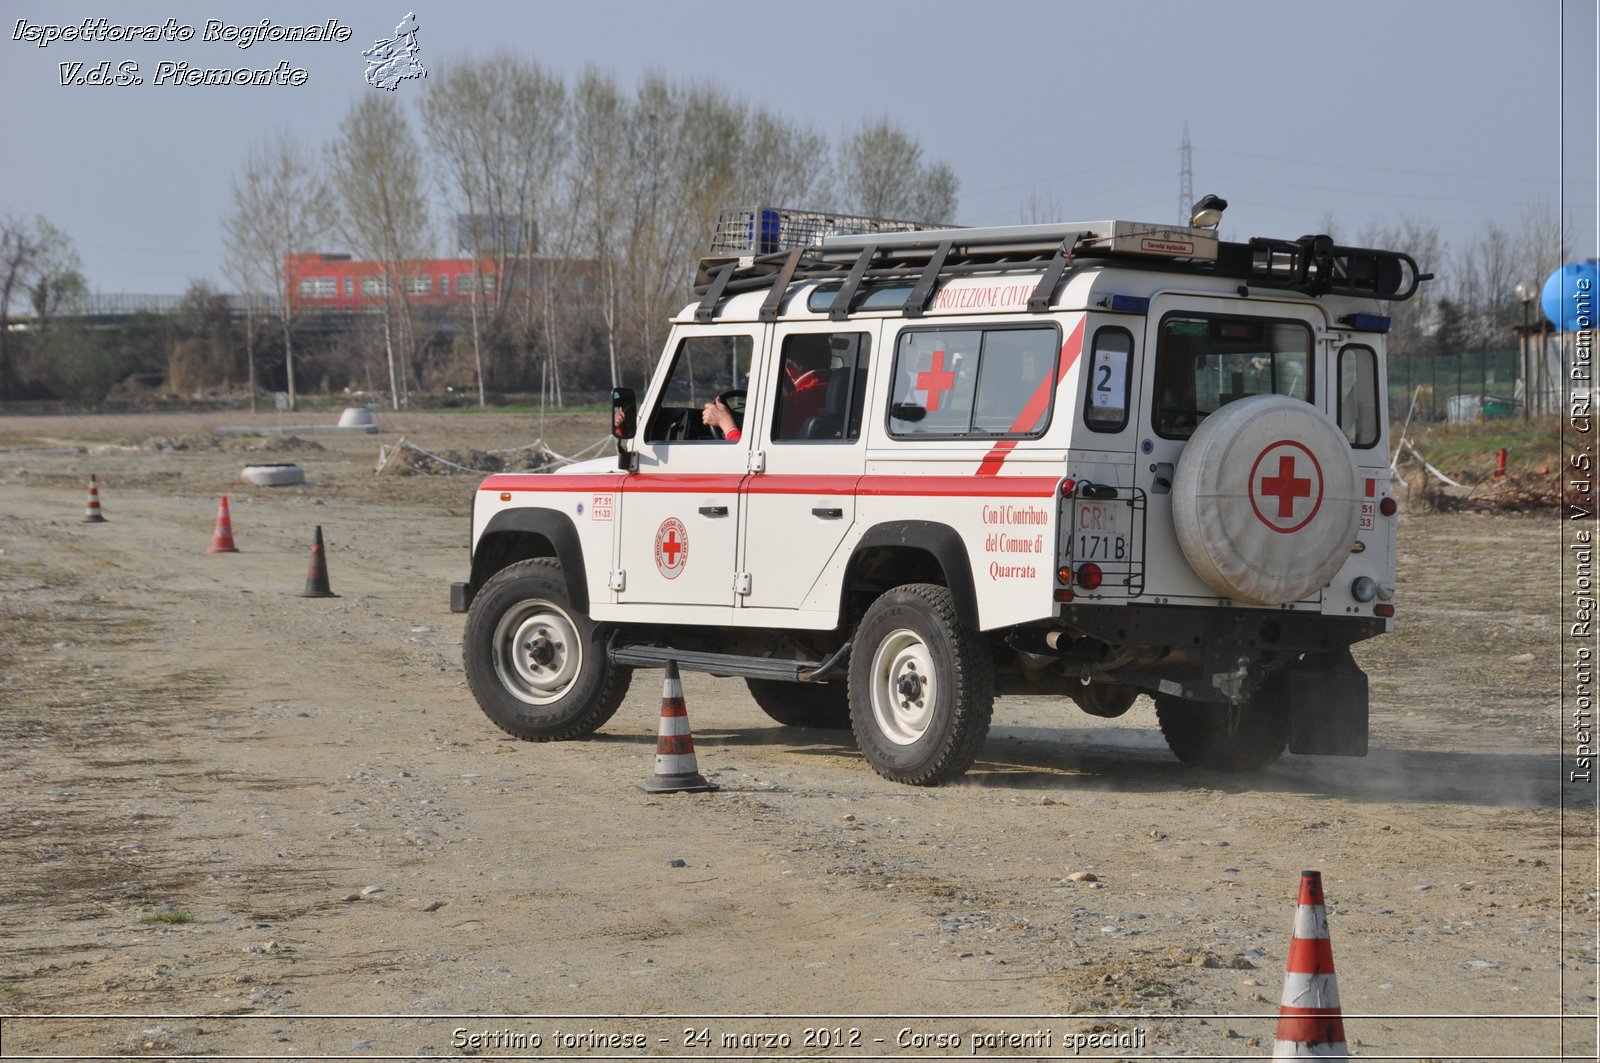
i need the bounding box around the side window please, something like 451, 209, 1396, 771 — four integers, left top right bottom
1338, 345, 1380, 448
888, 325, 1059, 439
771, 332, 871, 443
1084, 326, 1134, 432
644, 334, 754, 443
1153, 315, 1313, 438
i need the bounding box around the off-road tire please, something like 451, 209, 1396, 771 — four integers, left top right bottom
463, 558, 631, 741
746, 678, 852, 729
848, 583, 995, 785
1155, 690, 1288, 772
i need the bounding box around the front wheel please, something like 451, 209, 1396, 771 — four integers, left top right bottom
1155, 688, 1287, 772
849, 584, 994, 785
463, 559, 631, 740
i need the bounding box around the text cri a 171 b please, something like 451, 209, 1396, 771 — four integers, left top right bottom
982, 504, 1049, 526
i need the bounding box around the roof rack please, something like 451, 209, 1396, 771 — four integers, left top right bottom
708, 207, 949, 256
691, 210, 1428, 323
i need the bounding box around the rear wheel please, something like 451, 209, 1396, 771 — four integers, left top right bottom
746, 678, 852, 729
463, 559, 631, 740
1155, 688, 1287, 772
849, 584, 994, 785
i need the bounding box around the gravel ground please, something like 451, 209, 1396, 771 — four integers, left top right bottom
0, 409, 1592, 1060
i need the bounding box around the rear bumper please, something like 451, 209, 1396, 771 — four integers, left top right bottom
1057, 601, 1384, 655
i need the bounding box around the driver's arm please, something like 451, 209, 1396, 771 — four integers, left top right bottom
701, 399, 741, 441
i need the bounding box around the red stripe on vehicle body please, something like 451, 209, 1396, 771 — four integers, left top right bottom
855, 475, 1059, 498
618, 473, 748, 493
484, 472, 1059, 498
479, 473, 626, 493
743, 474, 862, 495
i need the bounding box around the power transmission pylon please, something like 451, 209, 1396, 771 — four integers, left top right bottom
1178, 121, 1193, 224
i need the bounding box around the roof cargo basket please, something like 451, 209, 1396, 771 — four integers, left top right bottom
708, 207, 949, 256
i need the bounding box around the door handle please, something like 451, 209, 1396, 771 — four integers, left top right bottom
698, 505, 729, 517
811, 507, 843, 519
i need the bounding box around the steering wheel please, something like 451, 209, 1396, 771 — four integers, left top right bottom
707, 389, 747, 439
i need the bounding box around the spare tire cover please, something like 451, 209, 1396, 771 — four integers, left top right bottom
1171, 395, 1359, 606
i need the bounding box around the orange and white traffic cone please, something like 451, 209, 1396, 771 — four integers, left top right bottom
300, 525, 337, 598
207, 496, 239, 553
639, 661, 717, 794
1273, 870, 1349, 1059
81, 475, 107, 523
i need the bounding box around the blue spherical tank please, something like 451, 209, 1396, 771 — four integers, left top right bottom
1542, 260, 1599, 332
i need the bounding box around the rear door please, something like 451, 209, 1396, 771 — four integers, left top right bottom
737, 324, 876, 625
1133, 294, 1328, 601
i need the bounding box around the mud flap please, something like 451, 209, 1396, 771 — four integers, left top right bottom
1286, 650, 1368, 756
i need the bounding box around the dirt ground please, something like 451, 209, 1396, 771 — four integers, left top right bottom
0, 408, 1593, 1061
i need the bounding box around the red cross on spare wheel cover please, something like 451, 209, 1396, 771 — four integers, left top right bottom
917, 350, 956, 412
1247, 440, 1323, 534
654, 517, 688, 579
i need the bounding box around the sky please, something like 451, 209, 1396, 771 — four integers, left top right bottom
1, 0, 1596, 298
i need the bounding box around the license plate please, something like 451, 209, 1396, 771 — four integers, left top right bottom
1072, 502, 1128, 562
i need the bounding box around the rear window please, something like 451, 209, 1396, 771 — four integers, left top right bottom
1338, 345, 1380, 448
887, 325, 1060, 439
1152, 314, 1312, 438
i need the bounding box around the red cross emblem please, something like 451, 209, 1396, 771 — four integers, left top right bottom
916, 350, 956, 412
654, 517, 688, 579
1247, 441, 1324, 534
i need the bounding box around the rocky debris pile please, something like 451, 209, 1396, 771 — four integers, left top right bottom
381, 444, 550, 476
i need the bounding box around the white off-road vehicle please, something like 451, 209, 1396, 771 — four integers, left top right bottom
450, 203, 1427, 785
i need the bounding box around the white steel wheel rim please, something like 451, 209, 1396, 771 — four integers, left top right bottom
492, 599, 582, 705
869, 627, 938, 746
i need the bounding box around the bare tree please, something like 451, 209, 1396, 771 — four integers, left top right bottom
617, 74, 746, 383
220, 216, 270, 411
737, 108, 833, 209
167, 281, 236, 395
0, 215, 87, 399
326, 92, 432, 409
1450, 221, 1516, 351
1019, 189, 1064, 225
1512, 197, 1572, 306
568, 67, 631, 390
222, 129, 333, 411
1357, 217, 1446, 417
837, 116, 959, 223
420, 53, 565, 404
26, 218, 87, 327
0, 216, 43, 398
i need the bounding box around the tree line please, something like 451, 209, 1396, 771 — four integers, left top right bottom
0, 53, 1576, 413
219, 58, 960, 410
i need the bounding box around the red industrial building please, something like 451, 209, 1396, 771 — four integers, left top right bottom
284, 253, 502, 314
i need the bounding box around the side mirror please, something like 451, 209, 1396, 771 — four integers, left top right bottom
611, 387, 637, 471
610, 387, 637, 440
